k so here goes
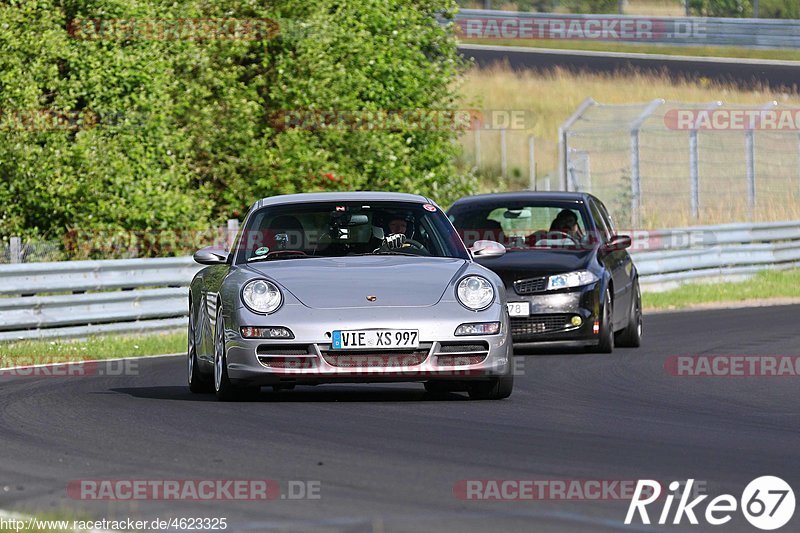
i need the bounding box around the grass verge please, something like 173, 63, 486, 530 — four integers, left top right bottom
0, 331, 185, 366
643, 269, 800, 311
460, 39, 800, 62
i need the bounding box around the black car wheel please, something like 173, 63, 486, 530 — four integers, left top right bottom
214, 309, 259, 402
188, 304, 213, 393
616, 282, 642, 348
468, 373, 514, 400
594, 288, 614, 353
468, 355, 514, 400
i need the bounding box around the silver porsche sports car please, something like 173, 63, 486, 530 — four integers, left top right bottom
188, 192, 514, 401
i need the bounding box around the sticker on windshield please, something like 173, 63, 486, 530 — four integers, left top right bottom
423, 204, 437, 212
255, 246, 270, 256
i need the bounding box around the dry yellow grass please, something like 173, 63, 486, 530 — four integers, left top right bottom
623, 0, 685, 16
457, 65, 800, 227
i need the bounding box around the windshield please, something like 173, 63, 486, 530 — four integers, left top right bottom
449, 202, 593, 251
234, 201, 469, 263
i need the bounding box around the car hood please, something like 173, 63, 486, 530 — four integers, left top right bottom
475, 249, 594, 287
242, 256, 469, 309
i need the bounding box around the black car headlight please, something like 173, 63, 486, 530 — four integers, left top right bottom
456, 276, 495, 311
242, 279, 283, 314
546, 270, 599, 291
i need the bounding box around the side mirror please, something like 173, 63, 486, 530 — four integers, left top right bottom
193, 246, 229, 265
470, 240, 506, 259
601, 234, 632, 253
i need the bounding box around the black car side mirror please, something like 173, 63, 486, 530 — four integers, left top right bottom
601, 234, 632, 253
193, 246, 229, 265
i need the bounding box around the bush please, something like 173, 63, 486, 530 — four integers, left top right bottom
688, 0, 751, 17
758, 0, 800, 18
0, 0, 473, 257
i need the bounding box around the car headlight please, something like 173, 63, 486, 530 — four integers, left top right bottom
456, 276, 495, 311
546, 270, 598, 291
242, 279, 283, 314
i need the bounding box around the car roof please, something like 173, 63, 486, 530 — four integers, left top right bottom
448, 191, 593, 209
256, 191, 432, 209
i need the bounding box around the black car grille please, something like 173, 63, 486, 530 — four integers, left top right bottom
513, 277, 547, 295
510, 314, 573, 338
320, 350, 429, 368
433, 342, 489, 366
258, 357, 315, 369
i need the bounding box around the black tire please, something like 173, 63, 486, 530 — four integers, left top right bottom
616, 282, 642, 348
423, 380, 467, 394
594, 288, 614, 353
214, 310, 259, 402
468, 374, 514, 400
188, 304, 213, 393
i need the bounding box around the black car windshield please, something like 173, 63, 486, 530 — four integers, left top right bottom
234, 201, 469, 263
449, 202, 593, 251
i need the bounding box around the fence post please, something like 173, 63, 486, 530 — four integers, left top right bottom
528, 135, 536, 190
629, 99, 663, 228
227, 219, 239, 251
9, 236, 22, 264
688, 102, 723, 221
744, 102, 777, 216
558, 98, 595, 191
689, 129, 699, 220
500, 127, 507, 180
474, 128, 481, 169
745, 129, 756, 215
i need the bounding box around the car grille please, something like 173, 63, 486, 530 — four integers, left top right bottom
510, 314, 573, 338
433, 342, 489, 366
256, 346, 311, 356
257, 345, 316, 369
513, 277, 547, 295
319, 349, 429, 368
258, 357, 315, 369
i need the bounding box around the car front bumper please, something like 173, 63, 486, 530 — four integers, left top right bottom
505, 282, 602, 345
222, 303, 512, 386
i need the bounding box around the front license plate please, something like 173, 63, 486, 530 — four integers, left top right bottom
332, 329, 419, 350
507, 302, 530, 317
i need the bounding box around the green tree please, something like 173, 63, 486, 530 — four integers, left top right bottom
0, 0, 473, 257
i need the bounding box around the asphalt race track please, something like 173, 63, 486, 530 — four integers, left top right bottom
1, 305, 799, 532
459, 44, 800, 90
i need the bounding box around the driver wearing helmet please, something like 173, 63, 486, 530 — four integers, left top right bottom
376, 212, 415, 252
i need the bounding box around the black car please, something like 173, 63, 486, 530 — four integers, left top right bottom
447, 192, 641, 352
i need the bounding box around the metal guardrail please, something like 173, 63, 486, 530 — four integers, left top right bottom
631, 221, 800, 290
0, 220, 797, 340
455, 10, 800, 49
0, 258, 201, 341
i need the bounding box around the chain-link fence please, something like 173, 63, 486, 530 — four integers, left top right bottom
560, 98, 800, 229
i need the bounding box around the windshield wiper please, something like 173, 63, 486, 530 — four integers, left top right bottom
246, 252, 310, 263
